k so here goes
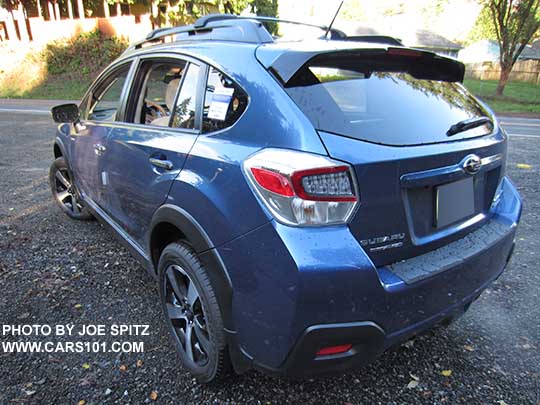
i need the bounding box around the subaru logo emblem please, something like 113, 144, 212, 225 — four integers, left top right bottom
462, 154, 482, 175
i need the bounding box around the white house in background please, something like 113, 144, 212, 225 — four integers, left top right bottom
335, 21, 462, 58
459, 39, 540, 63
399, 29, 462, 58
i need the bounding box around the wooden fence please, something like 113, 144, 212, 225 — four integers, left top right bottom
1, 15, 153, 44
465, 60, 540, 84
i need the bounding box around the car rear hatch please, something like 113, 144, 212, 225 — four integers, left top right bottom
257, 42, 506, 266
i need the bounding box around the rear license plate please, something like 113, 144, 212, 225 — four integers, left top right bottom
435, 178, 475, 228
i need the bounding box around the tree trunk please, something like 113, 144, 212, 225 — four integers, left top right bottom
67, 0, 74, 19
116, 1, 121, 16
103, 0, 110, 18
496, 64, 512, 96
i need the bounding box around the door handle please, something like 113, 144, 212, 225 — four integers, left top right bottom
149, 157, 173, 170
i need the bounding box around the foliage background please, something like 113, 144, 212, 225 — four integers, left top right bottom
0, 30, 128, 98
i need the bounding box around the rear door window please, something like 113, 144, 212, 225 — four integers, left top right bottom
130, 60, 186, 127
170, 63, 200, 129
286, 61, 492, 146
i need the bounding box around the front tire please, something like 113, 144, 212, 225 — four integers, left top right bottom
158, 242, 231, 383
49, 157, 93, 220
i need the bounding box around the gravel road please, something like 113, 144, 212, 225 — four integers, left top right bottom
0, 111, 539, 404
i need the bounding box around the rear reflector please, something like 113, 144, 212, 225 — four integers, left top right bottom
316, 344, 353, 356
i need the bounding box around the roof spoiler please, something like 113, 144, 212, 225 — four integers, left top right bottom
335, 35, 404, 46
262, 47, 465, 84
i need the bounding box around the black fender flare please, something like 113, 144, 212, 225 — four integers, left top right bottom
150, 204, 217, 254
148, 204, 235, 333
54, 135, 69, 161
53, 135, 84, 201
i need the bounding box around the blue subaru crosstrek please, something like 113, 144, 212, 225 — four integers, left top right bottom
49, 15, 522, 383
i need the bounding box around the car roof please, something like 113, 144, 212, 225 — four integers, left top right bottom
118, 41, 262, 84
119, 38, 394, 82
117, 15, 463, 84
119, 14, 397, 75
121, 37, 391, 61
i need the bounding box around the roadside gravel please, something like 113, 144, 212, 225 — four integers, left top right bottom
0, 112, 538, 404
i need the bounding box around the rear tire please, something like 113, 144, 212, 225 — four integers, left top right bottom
49, 157, 93, 220
158, 242, 231, 383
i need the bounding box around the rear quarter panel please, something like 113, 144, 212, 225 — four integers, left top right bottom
166, 46, 328, 247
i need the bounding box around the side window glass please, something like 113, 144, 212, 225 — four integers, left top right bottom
202, 67, 248, 133
171, 63, 200, 129
131, 60, 186, 127
88, 64, 130, 122
79, 93, 92, 120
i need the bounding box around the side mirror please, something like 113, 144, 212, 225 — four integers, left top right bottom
51, 103, 80, 124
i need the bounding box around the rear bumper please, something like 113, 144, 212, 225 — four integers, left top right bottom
261, 227, 515, 377
218, 177, 521, 376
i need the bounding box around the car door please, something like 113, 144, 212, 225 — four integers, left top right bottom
102, 55, 204, 247
71, 62, 133, 209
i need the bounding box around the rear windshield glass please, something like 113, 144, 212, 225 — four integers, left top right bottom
286, 66, 492, 146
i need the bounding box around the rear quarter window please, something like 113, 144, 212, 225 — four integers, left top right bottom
202, 67, 248, 133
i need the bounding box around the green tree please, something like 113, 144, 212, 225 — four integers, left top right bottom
485, 0, 540, 95
466, 5, 498, 44
0, 0, 17, 14
250, 0, 278, 34
148, 0, 278, 34
222, 0, 249, 14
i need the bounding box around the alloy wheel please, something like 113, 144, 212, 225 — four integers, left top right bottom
53, 168, 83, 215
164, 264, 211, 367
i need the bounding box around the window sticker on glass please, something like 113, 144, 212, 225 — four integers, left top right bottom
207, 87, 234, 121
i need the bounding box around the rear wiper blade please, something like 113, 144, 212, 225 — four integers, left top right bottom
447, 116, 492, 137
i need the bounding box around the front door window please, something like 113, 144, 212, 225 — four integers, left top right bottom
87, 64, 131, 122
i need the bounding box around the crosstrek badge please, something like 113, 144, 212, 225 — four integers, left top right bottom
208, 87, 234, 121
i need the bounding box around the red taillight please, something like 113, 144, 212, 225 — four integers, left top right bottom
291, 166, 357, 202
244, 149, 359, 226
316, 344, 353, 357
250, 167, 294, 197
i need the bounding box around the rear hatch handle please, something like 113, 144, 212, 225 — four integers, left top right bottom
447, 116, 492, 137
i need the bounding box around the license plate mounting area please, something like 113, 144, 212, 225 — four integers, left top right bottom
434, 177, 475, 228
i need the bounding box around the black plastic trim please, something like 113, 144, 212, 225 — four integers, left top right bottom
256, 321, 386, 377
80, 199, 245, 370
149, 204, 215, 254
387, 218, 515, 284
148, 204, 236, 335
82, 197, 154, 276
53, 136, 68, 162
54, 136, 88, 209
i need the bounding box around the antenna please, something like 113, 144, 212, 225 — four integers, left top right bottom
324, 0, 344, 39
